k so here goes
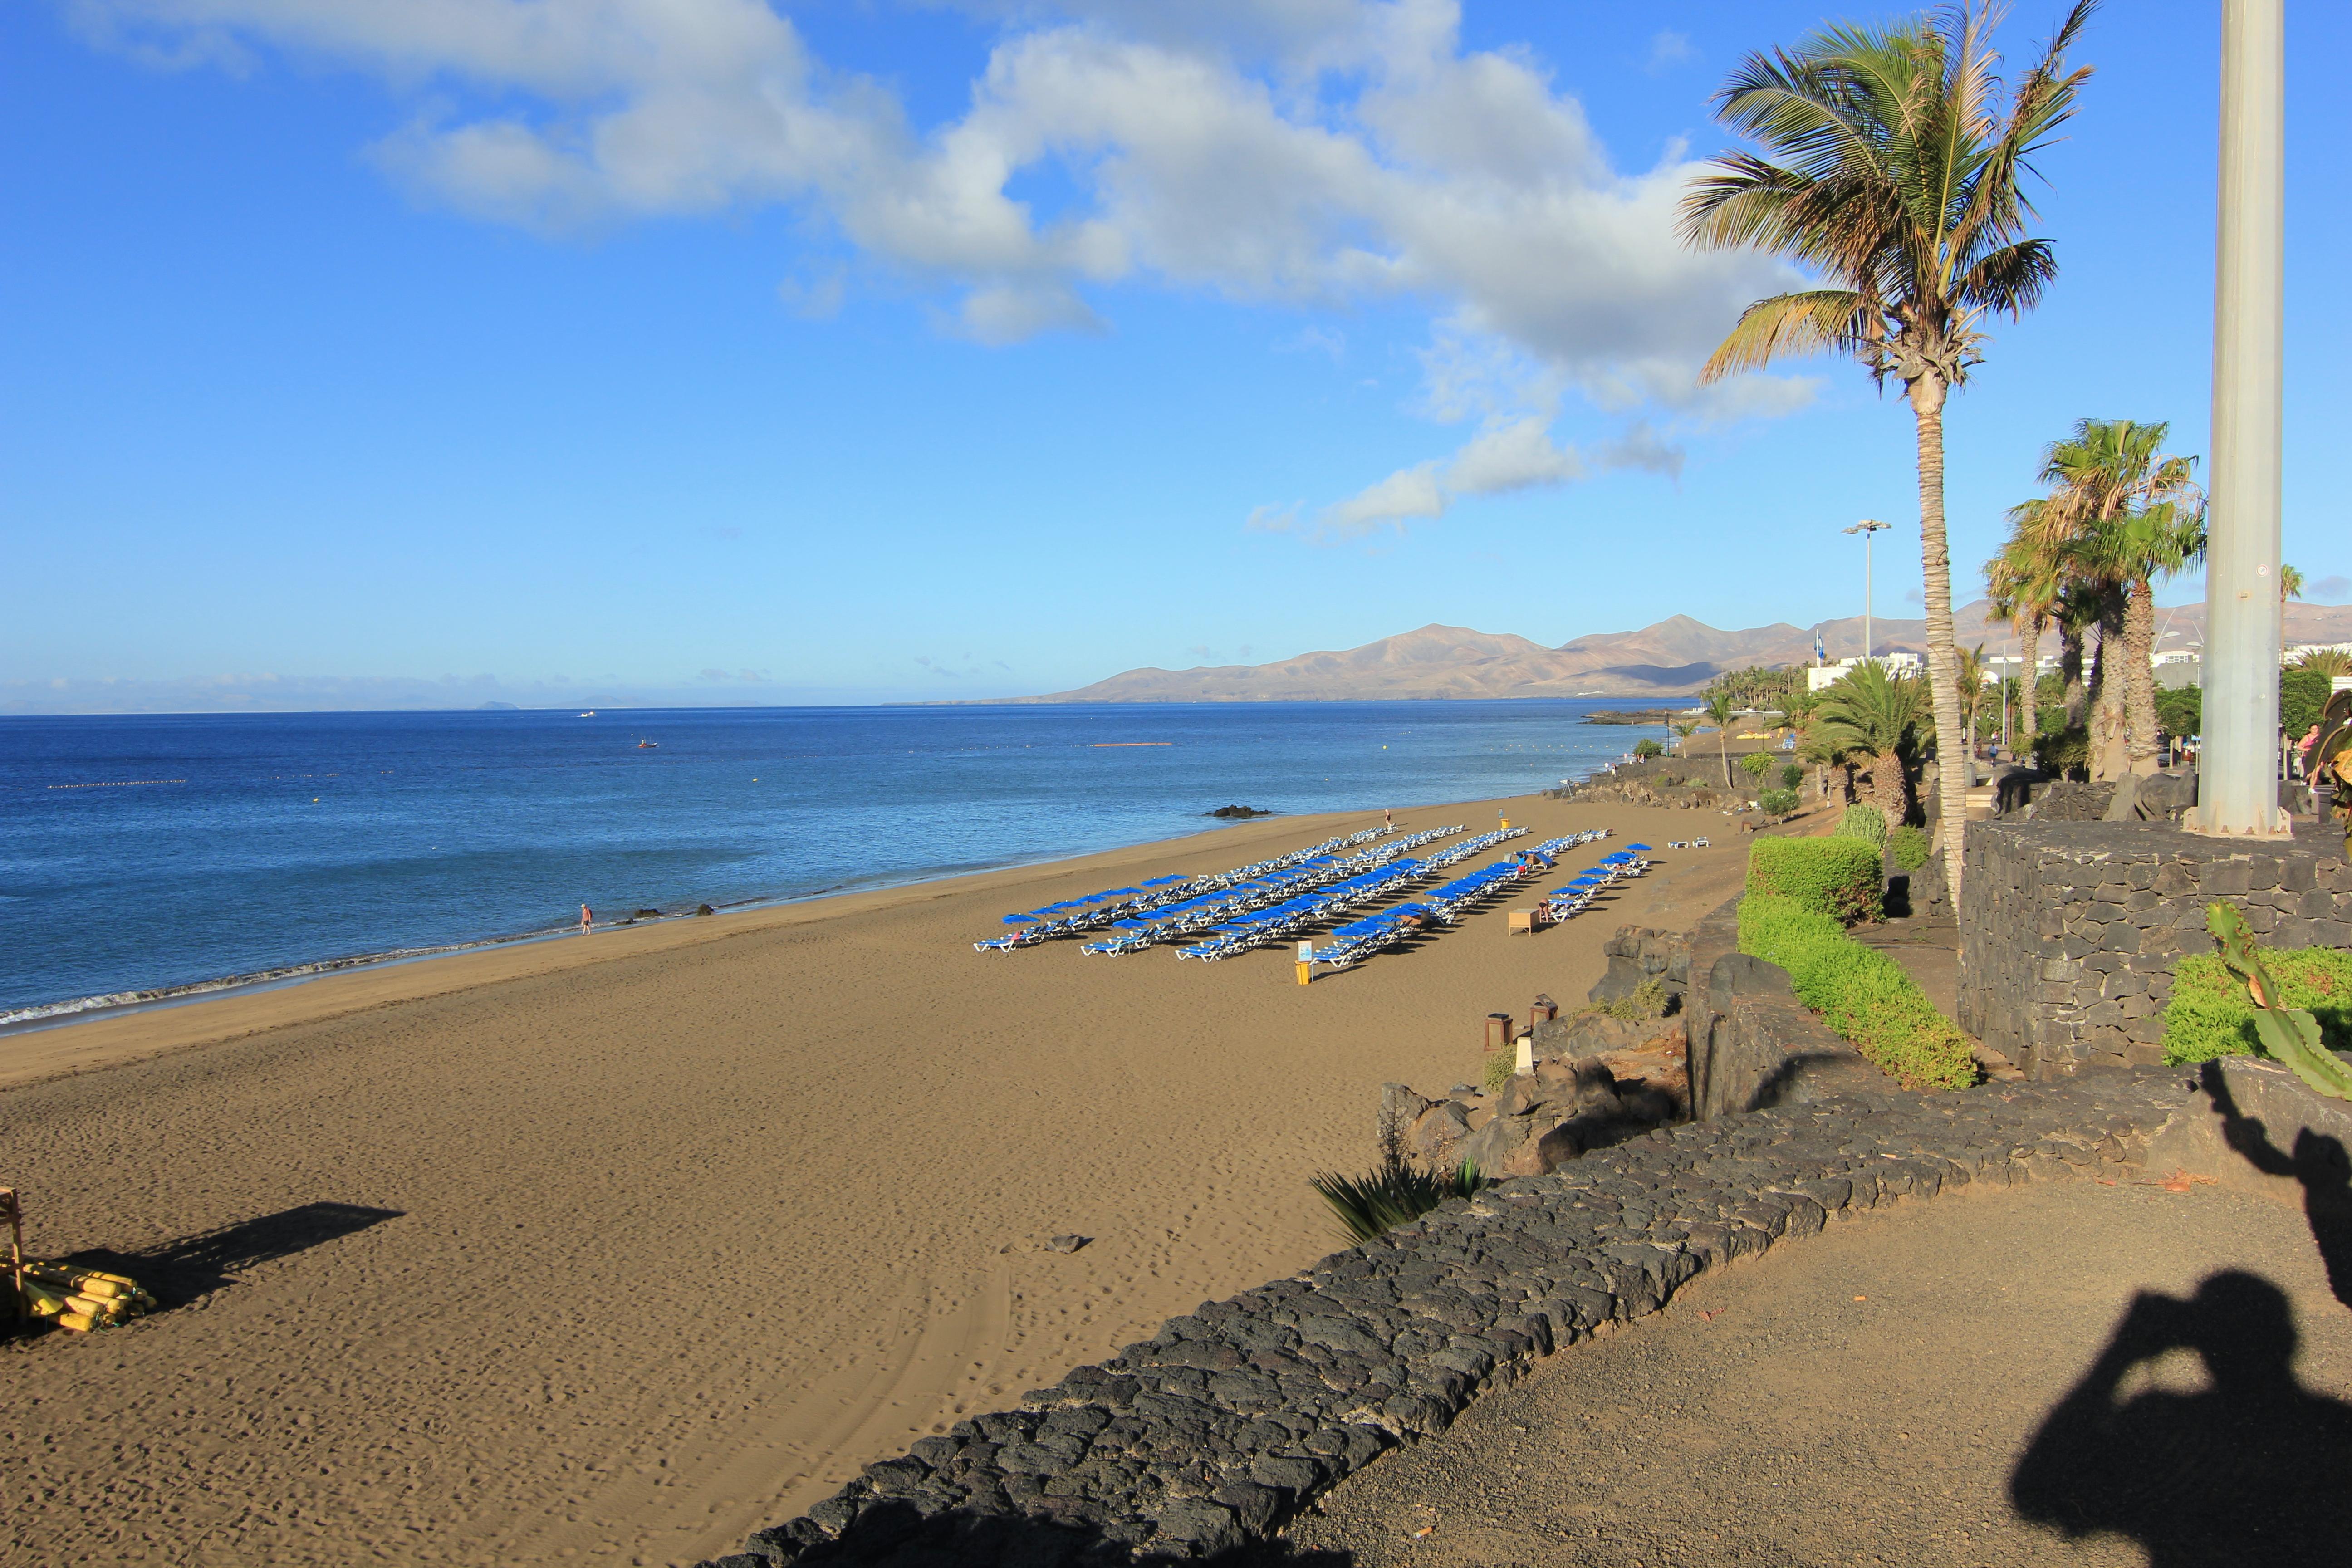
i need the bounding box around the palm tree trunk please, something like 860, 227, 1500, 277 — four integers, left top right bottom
1910, 373, 1969, 906
1720, 730, 1731, 789
2090, 607, 2128, 780
2017, 616, 2042, 744
2061, 624, 2087, 728
2124, 578, 2160, 767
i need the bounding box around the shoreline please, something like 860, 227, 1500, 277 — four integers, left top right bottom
0, 790, 1592, 1094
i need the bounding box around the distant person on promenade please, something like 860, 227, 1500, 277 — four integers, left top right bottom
579, 904, 593, 935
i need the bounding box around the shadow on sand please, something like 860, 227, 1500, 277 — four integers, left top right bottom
63, 1200, 402, 1307
2010, 1269, 2352, 1566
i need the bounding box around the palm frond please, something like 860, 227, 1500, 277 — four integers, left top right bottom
1699, 289, 1870, 382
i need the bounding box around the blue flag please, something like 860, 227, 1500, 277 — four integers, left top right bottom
1813, 629, 1827, 663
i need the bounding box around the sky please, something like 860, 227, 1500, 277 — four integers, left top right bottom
5, 0, 2348, 711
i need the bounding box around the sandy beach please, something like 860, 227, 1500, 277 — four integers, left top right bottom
5, 791, 1749, 1567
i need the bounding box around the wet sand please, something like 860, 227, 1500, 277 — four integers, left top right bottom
4, 792, 1749, 1566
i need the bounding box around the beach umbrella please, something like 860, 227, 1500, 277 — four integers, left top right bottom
1626, 843, 1654, 852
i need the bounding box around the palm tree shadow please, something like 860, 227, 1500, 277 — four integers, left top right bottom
2201, 1061, 2352, 1308
2009, 1270, 2352, 1566
61, 1201, 402, 1308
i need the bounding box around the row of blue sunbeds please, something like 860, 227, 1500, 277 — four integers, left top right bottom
1539, 844, 1656, 922
972, 824, 1444, 954
1167, 824, 1543, 963
1078, 825, 1474, 958
1302, 830, 1614, 970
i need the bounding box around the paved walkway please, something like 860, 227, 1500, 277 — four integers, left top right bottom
1277, 1180, 2352, 1567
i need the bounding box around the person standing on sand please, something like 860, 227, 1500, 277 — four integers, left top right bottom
1383, 808, 1392, 832
579, 904, 593, 935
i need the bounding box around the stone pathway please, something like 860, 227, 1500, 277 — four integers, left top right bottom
1278, 1179, 2352, 1567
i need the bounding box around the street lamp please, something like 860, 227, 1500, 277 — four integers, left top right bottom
1844, 519, 1890, 663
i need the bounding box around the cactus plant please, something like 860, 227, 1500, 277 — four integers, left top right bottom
2207, 902, 2352, 1101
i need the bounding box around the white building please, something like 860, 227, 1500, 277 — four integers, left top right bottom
1805, 651, 1924, 692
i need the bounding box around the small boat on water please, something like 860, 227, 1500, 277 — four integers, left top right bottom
579, 710, 596, 717
636, 739, 659, 749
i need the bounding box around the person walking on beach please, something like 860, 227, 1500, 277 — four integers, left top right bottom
1383, 807, 1393, 833
579, 904, 593, 936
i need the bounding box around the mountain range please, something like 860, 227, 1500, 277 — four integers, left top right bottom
1004, 601, 2352, 703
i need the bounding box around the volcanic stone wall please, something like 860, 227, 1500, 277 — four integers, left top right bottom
703, 1069, 2208, 1568
1959, 820, 2352, 1078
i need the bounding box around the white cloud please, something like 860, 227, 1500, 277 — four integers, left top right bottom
1443, 415, 1581, 495
1286, 411, 1673, 543
69, 0, 1801, 401
1324, 461, 1444, 538
1645, 30, 1693, 74
2313, 574, 2351, 602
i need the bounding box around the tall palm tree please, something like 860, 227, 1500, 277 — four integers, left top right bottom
1702, 690, 1740, 787
2014, 419, 2203, 772
2283, 562, 2306, 653
1678, 2, 2095, 904
1812, 661, 1933, 823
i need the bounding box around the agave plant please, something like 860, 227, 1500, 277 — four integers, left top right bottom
1309, 1156, 1488, 1244
2208, 902, 2352, 1101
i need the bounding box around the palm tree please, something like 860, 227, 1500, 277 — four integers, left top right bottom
1702, 691, 1740, 787
2294, 647, 2352, 678
1985, 529, 2063, 745
1678, 3, 2095, 904
2283, 562, 2306, 653
1812, 661, 1934, 823
2014, 418, 2202, 773
1957, 642, 1989, 763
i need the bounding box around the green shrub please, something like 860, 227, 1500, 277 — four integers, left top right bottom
1310, 1157, 1490, 1243
2162, 947, 2352, 1064
1738, 895, 1979, 1090
1740, 751, 1774, 782
1632, 737, 1663, 760
2034, 725, 2089, 777
2155, 684, 2201, 740
1779, 764, 1804, 790
1886, 825, 1931, 871
1596, 977, 1669, 1025
2283, 668, 2333, 738
1758, 787, 1800, 816
1746, 836, 1884, 924
1832, 804, 1888, 847
1480, 1040, 1515, 1094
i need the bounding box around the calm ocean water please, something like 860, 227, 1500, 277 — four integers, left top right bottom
0, 701, 1666, 1021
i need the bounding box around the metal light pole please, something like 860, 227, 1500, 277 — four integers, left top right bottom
2190, 0, 2288, 838
1845, 519, 1889, 663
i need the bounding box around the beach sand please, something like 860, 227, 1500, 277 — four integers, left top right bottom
4, 792, 1750, 1567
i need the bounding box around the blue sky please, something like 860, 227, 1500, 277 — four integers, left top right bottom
5, 0, 2346, 710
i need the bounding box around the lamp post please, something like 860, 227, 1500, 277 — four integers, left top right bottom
1844, 519, 1890, 664
2190, 0, 2287, 838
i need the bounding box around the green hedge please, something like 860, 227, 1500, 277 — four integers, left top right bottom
2162, 947, 2352, 1064
1745, 837, 1884, 924
1832, 804, 1887, 846
1739, 895, 1978, 1090
1886, 825, 1931, 872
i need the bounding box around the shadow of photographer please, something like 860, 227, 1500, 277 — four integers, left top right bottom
2201, 1061, 2352, 1309
2010, 1269, 2352, 1566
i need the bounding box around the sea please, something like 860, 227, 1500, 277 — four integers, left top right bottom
0, 701, 1668, 1025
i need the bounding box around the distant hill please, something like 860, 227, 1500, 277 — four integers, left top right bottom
1002, 601, 2352, 703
